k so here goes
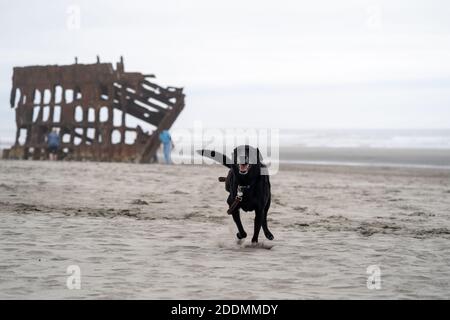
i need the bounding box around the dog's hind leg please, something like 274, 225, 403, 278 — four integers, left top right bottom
232, 210, 247, 239
252, 209, 263, 243
262, 199, 274, 240
262, 212, 274, 240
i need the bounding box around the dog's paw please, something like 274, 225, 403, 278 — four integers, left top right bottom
251, 237, 258, 243
236, 232, 247, 239
265, 232, 274, 241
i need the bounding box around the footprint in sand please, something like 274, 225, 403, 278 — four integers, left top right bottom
131, 199, 149, 205
173, 190, 189, 195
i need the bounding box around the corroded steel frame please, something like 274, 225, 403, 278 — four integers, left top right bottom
3, 57, 185, 162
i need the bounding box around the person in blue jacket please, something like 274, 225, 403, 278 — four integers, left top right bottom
47, 129, 60, 161
159, 130, 174, 164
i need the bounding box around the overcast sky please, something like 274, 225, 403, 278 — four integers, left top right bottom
1, 0, 450, 141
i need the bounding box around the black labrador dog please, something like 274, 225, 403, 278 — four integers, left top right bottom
198, 145, 274, 243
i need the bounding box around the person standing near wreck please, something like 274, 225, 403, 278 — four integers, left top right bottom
159, 129, 174, 164
47, 129, 60, 161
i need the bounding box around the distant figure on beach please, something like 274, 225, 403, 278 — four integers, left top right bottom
47, 129, 60, 161
159, 130, 174, 164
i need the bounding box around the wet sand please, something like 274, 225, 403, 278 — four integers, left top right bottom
0, 160, 449, 299
280, 146, 450, 168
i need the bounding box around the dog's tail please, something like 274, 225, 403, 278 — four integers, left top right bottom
196, 149, 232, 168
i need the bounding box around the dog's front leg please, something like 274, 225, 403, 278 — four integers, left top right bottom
262, 206, 274, 241
232, 210, 247, 239
252, 209, 263, 243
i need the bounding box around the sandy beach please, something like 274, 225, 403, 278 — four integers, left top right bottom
0, 159, 449, 299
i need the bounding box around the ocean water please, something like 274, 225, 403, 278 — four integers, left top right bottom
279, 129, 450, 149
2, 129, 450, 168
2, 129, 450, 150
168, 128, 450, 150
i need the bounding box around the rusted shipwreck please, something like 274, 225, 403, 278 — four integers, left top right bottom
2, 57, 185, 162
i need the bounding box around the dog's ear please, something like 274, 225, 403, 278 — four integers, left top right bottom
256, 147, 263, 164
231, 147, 238, 164
245, 146, 263, 165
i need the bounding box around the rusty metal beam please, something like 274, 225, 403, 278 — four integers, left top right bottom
3, 57, 185, 162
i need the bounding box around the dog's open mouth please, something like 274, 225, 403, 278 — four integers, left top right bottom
239, 163, 251, 174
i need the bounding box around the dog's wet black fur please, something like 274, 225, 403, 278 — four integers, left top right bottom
199, 145, 273, 243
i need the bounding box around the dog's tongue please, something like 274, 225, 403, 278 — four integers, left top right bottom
239, 164, 249, 172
